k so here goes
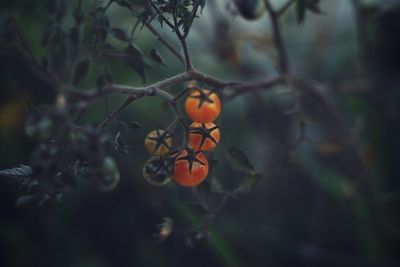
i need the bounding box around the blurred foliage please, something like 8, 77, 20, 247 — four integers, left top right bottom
1, 0, 400, 267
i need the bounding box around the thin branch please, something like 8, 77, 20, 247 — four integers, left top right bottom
224, 76, 285, 99
277, 0, 296, 17
178, 34, 193, 71
188, 70, 232, 89
70, 71, 342, 133
104, 0, 114, 11
68, 72, 191, 100
291, 77, 347, 134
145, 23, 184, 63
171, 0, 192, 71
148, 0, 193, 71
148, 0, 175, 30
98, 95, 137, 129
130, 19, 141, 40
265, 0, 290, 74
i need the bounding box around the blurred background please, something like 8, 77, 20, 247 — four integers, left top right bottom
1, 0, 400, 266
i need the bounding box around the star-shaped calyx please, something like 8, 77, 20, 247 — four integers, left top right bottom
189, 88, 216, 109
146, 129, 172, 154
175, 148, 206, 174
189, 123, 219, 149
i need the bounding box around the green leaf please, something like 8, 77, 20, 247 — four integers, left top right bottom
73, 59, 90, 86
226, 148, 257, 175
210, 177, 225, 193
296, 0, 323, 24
198, 0, 206, 12
236, 174, 260, 193
123, 44, 147, 83
96, 69, 112, 92
306, 0, 322, 14
296, 0, 307, 23
150, 48, 168, 67
112, 28, 130, 42
115, 0, 133, 10
73, 7, 84, 25
0, 165, 33, 178
125, 121, 140, 131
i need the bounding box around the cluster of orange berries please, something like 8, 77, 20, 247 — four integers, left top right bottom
143, 84, 222, 187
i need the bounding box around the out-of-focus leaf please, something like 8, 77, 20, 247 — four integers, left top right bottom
125, 121, 140, 131
91, 7, 110, 48
73, 7, 84, 25
73, 59, 90, 86
198, 0, 206, 12
306, 0, 322, 14
112, 28, 129, 42
296, 0, 323, 23
210, 177, 225, 193
0, 165, 33, 178
226, 148, 257, 175
16, 194, 38, 207
236, 174, 260, 193
123, 44, 147, 83
69, 26, 80, 46
181, 9, 193, 37
150, 48, 168, 67
96, 69, 112, 91
115, 0, 133, 10
296, 0, 307, 23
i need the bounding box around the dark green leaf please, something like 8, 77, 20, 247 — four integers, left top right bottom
73, 7, 84, 25
306, 0, 322, 14
115, 0, 133, 10
96, 69, 112, 91
198, 0, 206, 12
210, 177, 224, 193
112, 28, 129, 42
296, 0, 307, 23
69, 26, 80, 46
296, 0, 323, 23
236, 174, 260, 193
150, 48, 168, 67
123, 44, 147, 83
73, 59, 90, 86
125, 121, 140, 131
226, 148, 256, 175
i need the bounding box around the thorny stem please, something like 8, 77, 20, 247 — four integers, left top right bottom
98, 95, 137, 129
